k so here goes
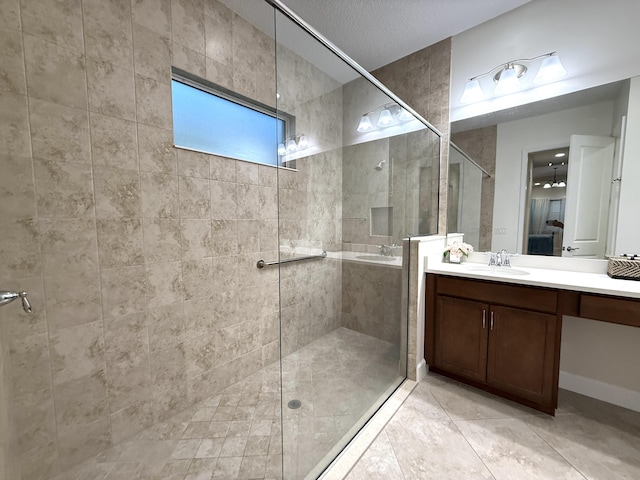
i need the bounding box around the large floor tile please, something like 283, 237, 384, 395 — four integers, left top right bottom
345, 430, 404, 480
455, 417, 585, 480
525, 413, 640, 480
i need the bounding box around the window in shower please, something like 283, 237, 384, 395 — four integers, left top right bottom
171, 68, 292, 166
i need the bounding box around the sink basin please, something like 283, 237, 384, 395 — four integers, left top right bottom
355, 255, 397, 262
468, 266, 530, 275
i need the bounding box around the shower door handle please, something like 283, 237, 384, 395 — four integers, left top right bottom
0, 291, 32, 314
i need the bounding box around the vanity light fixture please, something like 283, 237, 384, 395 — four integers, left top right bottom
460, 52, 567, 104
278, 134, 309, 156
357, 103, 412, 133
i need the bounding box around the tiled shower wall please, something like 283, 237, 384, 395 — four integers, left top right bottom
451, 126, 497, 251
372, 38, 452, 235
0, 0, 343, 478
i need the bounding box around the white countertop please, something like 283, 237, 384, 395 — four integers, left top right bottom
332, 251, 402, 268
427, 260, 640, 299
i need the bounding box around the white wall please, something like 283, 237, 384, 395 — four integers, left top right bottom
492, 101, 613, 252
451, 0, 640, 121
615, 76, 640, 254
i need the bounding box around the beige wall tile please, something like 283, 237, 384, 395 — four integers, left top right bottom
138, 124, 177, 174
132, 0, 171, 39
103, 311, 148, 366
87, 58, 136, 121
181, 218, 212, 260
147, 302, 184, 352
146, 261, 184, 307
205, 56, 233, 90
0, 92, 31, 157
211, 219, 238, 256
204, 2, 232, 66
23, 33, 87, 109
96, 218, 144, 268
173, 43, 206, 78
179, 176, 211, 218
90, 112, 139, 169
0, 0, 21, 30
210, 155, 236, 182
19, 441, 59, 480
177, 148, 210, 178
15, 388, 56, 454
210, 180, 237, 220
34, 158, 94, 218
183, 296, 214, 338
106, 355, 151, 412
0, 154, 35, 219
0, 27, 26, 94
38, 218, 99, 275
150, 344, 186, 391
171, 0, 205, 54
110, 400, 155, 444
53, 370, 108, 438
56, 416, 111, 471
49, 320, 105, 385
182, 258, 213, 300
29, 98, 91, 164
100, 266, 147, 318
21, 0, 84, 52
83, 0, 133, 69
141, 172, 179, 218
44, 270, 102, 332
133, 23, 172, 81
236, 220, 260, 254
135, 74, 172, 129
9, 332, 51, 399
94, 166, 141, 218
0, 219, 41, 279
143, 218, 182, 262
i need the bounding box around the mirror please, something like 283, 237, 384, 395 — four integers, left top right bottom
450, 77, 636, 258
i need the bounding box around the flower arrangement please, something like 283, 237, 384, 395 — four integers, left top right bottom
443, 241, 474, 263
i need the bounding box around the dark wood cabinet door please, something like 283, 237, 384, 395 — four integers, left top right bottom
434, 296, 489, 383
486, 305, 557, 405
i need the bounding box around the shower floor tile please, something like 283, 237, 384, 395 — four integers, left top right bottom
49, 327, 402, 480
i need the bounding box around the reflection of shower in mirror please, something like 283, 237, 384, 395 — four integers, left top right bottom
375, 159, 386, 170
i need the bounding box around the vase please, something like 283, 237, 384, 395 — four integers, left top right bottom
449, 252, 462, 264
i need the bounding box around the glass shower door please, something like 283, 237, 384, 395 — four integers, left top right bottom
272, 4, 440, 477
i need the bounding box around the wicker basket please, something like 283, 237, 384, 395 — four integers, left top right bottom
607, 256, 640, 280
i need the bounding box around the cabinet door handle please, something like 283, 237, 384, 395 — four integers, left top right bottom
490, 311, 494, 330
482, 309, 486, 328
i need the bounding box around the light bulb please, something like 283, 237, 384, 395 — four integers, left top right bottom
277, 143, 286, 155
298, 134, 308, 148
534, 54, 567, 85
286, 138, 297, 153
357, 114, 374, 132
494, 66, 522, 95
558, 180, 566, 188
460, 79, 484, 104
377, 108, 394, 127
543, 182, 552, 189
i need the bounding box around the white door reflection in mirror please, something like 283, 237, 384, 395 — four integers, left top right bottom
563, 135, 615, 258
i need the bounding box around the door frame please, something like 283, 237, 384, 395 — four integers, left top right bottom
516, 141, 569, 254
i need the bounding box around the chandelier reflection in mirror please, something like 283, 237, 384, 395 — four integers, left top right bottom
460, 52, 567, 104
357, 103, 414, 132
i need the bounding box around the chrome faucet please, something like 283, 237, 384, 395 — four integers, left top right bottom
378, 244, 399, 256
0, 290, 32, 313
486, 250, 511, 267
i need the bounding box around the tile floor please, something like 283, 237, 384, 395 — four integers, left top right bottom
49, 327, 402, 480
347, 372, 640, 480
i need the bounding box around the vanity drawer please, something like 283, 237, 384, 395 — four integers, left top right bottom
435, 276, 558, 313
579, 294, 640, 327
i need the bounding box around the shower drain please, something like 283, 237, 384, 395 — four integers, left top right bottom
287, 399, 302, 409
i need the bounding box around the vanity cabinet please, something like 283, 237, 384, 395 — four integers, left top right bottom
426, 274, 565, 414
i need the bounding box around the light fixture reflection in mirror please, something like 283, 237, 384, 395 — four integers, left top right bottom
356, 103, 413, 132
460, 52, 567, 104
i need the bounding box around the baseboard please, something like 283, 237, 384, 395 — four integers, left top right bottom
416, 358, 428, 382
559, 370, 640, 413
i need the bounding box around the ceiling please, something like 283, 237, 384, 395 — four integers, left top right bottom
274, 0, 533, 72
222, 0, 532, 75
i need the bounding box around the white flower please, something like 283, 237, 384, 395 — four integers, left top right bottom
444, 241, 474, 257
